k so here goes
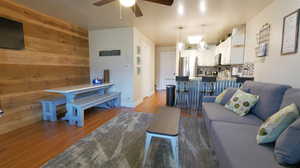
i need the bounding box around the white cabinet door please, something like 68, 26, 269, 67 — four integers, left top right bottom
232, 34, 245, 46
230, 47, 244, 64
198, 54, 205, 66
218, 26, 245, 65
200, 56, 206, 66
219, 42, 224, 65
231, 26, 245, 64
215, 54, 219, 66
232, 27, 246, 46
197, 45, 216, 66
215, 45, 221, 55
221, 38, 230, 65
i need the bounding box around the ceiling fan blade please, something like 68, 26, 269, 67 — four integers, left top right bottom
144, 0, 174, 6
131, 4, 143, 17
93, 0, 116, 6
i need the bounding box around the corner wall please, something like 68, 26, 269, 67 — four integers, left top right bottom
89, 27, 155, 107
245, 0, 300, 87
133, 28, 156, 105
89, 28, 135, 107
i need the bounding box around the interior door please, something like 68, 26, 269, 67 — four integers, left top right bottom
159, 51, 176, 90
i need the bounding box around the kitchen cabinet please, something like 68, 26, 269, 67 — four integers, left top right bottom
215, 26, 245, 65
182, 50, 197, 60
198, 45, 216, 66
182, 46, 217, 67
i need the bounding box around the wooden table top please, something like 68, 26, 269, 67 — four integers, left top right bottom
147, 107, 181, 136
45, 83, 113, 94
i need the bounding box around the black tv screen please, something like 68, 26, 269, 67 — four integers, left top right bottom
0, 17, 24, 50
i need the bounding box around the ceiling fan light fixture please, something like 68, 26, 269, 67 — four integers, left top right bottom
119, 0, 136, 7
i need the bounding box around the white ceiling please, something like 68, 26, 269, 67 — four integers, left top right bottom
13, 0, 274, 46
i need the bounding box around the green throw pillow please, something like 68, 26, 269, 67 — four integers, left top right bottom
257, 103, 299, 144
215, 89, 228, 104
225, 89, 259, 116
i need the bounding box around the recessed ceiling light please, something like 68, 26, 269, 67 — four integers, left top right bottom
188, 35, 203, 44
199, 0, 206, 13
119, 0, 136, 7
178, 4, 184, 16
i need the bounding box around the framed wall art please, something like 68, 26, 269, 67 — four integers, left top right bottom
256, 23, 271, 57
281, 9, 300, 55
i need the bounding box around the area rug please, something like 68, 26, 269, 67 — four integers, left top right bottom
42, 112, 217, 168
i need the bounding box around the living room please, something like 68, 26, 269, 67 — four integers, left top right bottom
1, 0, 300, 167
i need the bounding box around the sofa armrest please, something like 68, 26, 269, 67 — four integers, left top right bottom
202, 96, 217, 103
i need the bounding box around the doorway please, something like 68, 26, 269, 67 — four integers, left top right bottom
157, 49, 176, 90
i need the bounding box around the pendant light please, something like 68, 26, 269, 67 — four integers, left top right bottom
177, 26, 184, 51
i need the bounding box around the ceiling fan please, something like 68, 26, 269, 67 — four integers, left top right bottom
93, 0, 174, 17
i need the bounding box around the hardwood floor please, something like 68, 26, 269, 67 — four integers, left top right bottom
0, 91, 195, 168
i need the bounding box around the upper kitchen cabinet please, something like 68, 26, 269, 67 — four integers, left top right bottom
216, 25, 245, 65
198, 45, 217, 66
182, 45, 216, 67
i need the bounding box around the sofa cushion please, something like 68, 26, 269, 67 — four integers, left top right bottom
211, 122, 285, 168
220, 88, 249, 105
215, 89, 228, 104
241, 81, 290, 120
225, 89, 259, 116
281, 88, 300, 110
275, 118, 300, 166
202, 103, 263, 126
257, 103, 299, 144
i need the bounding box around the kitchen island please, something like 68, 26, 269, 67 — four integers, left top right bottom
175, 77, 244, 111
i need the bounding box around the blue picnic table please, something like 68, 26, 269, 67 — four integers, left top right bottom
44, 83, 120, 127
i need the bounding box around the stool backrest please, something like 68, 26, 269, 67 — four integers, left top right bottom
236, 77, 254, 84
176, 76, 189, 81
202, 77, 216, 83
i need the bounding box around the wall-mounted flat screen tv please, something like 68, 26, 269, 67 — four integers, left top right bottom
0, 17, 25, 50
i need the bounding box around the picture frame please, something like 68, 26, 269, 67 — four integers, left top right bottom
137, 46, 141, 55
281, 9, 300, 55
255, 23, 270, 57
137, 67, 141, 75
136, 56, 141, 65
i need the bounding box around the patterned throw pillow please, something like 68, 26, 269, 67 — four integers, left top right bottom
215, 89, 228, 104
257, 103, 299, 144
225, 89, 259, 116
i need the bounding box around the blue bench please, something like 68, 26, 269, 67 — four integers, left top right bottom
71, 92, 121, 127
40, 97, 66, 121
40, 92, 121, 125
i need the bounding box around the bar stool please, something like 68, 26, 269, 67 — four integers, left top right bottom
236, 77, 254, 87
201, 77, 217, 96
175, 76, 190, 108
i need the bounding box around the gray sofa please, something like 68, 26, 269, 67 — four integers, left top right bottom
202, 81, 300, 168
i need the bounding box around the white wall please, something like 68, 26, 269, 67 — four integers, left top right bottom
155, 46, 176, 90
89, 28, 135, 107
245, 0, 300, 87
89, 27, 155, 107
133, 28, 156, 105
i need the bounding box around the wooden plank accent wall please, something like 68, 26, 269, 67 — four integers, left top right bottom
0, 0, 90, 135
